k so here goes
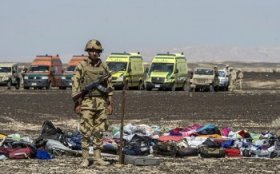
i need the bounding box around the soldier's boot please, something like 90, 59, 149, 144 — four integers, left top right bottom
94, 149, 110, 166
80, 150, 89, 167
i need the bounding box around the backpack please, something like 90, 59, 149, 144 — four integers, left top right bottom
66, 131, 82, 150
9, 147, 34, 159
199, 146, 225, 158
177, 147, 198, 157
37, 120, 68, 146
153, 142, 178, 157
123, 134, 151, 156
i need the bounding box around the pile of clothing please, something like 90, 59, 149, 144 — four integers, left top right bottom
1, 121, 280, 161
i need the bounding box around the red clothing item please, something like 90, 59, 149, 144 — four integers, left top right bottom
158, 135, 183, 142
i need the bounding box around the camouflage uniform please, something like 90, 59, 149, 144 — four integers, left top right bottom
236, 70, 244, 90
72, 57, 113, 166
228, 68, 237, 91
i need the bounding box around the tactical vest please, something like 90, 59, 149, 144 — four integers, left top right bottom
80, 60, 108, 96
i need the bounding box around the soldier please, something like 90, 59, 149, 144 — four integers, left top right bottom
214, 65, 219, 77
224, 64, 230, 76
20, 67, 28, 88
236, 69, 244, 90
228, 67, 237, 91
72, 39, 113, 167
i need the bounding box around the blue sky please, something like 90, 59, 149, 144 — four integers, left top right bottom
1, 0, 280, 62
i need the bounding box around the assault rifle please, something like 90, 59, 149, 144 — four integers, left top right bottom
72, 72, 113, 103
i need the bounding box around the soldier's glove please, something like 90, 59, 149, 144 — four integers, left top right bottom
74, 102, 81, 114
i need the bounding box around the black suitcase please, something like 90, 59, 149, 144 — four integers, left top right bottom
199, 146, 225, 158
177, 147, 198, 157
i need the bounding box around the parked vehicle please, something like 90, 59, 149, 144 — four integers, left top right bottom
0, 63, 20, 89
106, 52, 144, 90
23, 54, 63, 89
60, 55, 86, 89
145, 53, 188, 91
218, 69, 229, 91
190, 67, 219, 92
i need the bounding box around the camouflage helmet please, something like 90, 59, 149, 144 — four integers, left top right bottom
84, 39, 103, 52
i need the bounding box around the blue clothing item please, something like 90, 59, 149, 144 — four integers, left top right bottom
221, 140, 234, 148
196, 124, 221, 135
67, 131, 82, 150
36, 149, 53, 160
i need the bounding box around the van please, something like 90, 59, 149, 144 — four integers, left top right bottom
60, 55, 87, 89
0, 63, 20, 89
218, 69, 229, 91
23, 54, 63, 89
106, 52, 144, 90
145, 53, 188, 91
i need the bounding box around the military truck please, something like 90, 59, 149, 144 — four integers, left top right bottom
106, 52, 144, 90
60, 55, 86, 89
145, 53, 188, 91
190, 67, 219, 92
0, 63, 20, 89
24, 54, 63, 89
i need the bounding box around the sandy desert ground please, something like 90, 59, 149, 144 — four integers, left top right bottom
0, 71, 280, 174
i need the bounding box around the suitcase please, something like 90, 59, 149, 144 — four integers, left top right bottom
124, 155, 160, 166
177, 147, 198, 157
9, 147, 34, 159
199, 146, 225, 158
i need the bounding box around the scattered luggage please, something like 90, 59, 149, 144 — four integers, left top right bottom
45, 139, 81, 156
38, 120, 68, 146
123, 134, 151, 156
199, 146, 225, 158
225, 148, 241, 157
177, 147, 198, 157
153, 142, 178, 157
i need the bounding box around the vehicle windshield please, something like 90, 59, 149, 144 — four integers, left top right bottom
194, 69, 214, 75
29, 66, 49, 72
218, 71, 226, 77
66, 66, 76, 72
107, 62, 127, 71
149, 63, 174, 73
0, 67, 11, 73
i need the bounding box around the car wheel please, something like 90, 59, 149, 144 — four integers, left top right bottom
124, 80, 129, 90
46, 81, 52, 90
138, 81, 144, 90
182, 82, 190, 91
209, 85, 215, 92
146, 87, 152, 91
15, 79, 20, 89
225, 86, 229, 91
7, 80, 12, 90
171, 84, 176, 91
189, 87, 193, 92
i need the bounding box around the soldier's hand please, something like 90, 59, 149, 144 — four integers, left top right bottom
74, 102, 81, 114
107, 105, 113, 115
